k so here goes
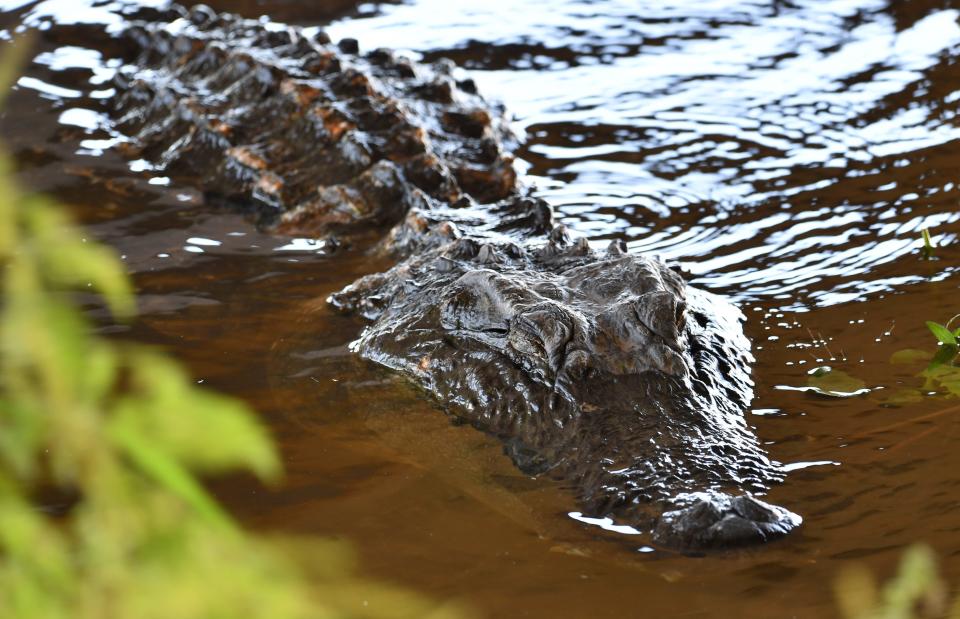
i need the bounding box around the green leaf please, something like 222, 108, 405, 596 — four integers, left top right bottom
108, 418, 232, 529
926, 344, 958, 370
920, 228, 936, 260
25, 200, 134, 319
0, 397, 44, 480
807, 367, 868, 398
889, 349, 932, 365
922, 363, 960, 397
0, 36, 35, 108
119, 351, 281, 482
0, 156, 15, 256
926, 321, 956, 345
881, 388, 924, 406
80, 343, 118, 406
941, 377, 960, 397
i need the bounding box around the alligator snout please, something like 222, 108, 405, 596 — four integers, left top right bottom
654, 493, 802, 550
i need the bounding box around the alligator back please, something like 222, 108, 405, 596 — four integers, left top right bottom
113, 4, 517, 235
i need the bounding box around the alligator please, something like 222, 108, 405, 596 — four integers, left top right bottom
109, 3, 801, 550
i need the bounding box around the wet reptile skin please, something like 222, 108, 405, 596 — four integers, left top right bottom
111, 3, 801, 550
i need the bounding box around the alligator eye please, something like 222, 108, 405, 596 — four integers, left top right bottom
507, 306, 572, 373
439, 285, 506, 333
507, 322, 544, 360
439, 270, 517, 334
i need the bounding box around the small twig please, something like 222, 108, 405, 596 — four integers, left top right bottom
886, 426, 939, 454
850, 403, 960, 440
807, 327, 836, 360
820, 331, 836, 361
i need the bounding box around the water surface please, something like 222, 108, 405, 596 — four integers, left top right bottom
2, 0, 960, 616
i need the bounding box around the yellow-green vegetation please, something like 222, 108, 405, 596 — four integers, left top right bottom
920, 228, 935, 260
0, 41, 467, 619
806, 366, 869, 398
926, 319, 960, 348
808, 315, 960, 401
836, 545, 960, 619
873, 317, 960, 405
923, 317, 960, 397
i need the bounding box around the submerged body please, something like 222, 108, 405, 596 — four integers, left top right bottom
110, 3, 800, 549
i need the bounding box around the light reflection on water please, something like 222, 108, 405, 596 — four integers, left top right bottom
8, 0, 960, 308
325, 0, 960, 307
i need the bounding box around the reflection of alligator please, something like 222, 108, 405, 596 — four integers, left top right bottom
112, 4, 801, 550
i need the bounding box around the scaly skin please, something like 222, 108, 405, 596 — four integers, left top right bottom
111, 3, 801, 550
114, 3, 516, 235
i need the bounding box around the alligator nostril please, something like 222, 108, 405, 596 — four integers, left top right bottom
632, 291, 684, 345
476, 244, 497, 264
675, 300, 687, 332
607, 239, 627, 255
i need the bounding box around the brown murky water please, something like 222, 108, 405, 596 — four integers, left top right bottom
2, 0, 960, 616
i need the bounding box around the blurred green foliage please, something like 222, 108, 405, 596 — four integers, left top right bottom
836, 545, 960, 619
0, 41, 468, 619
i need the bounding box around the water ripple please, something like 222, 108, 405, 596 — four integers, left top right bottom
326, 0, 960, 306
6, 0, 960, 310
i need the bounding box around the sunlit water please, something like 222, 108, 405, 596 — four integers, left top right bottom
2, 0, 960, 617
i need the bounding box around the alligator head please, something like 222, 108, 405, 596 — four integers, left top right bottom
331, 217, 801, 550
